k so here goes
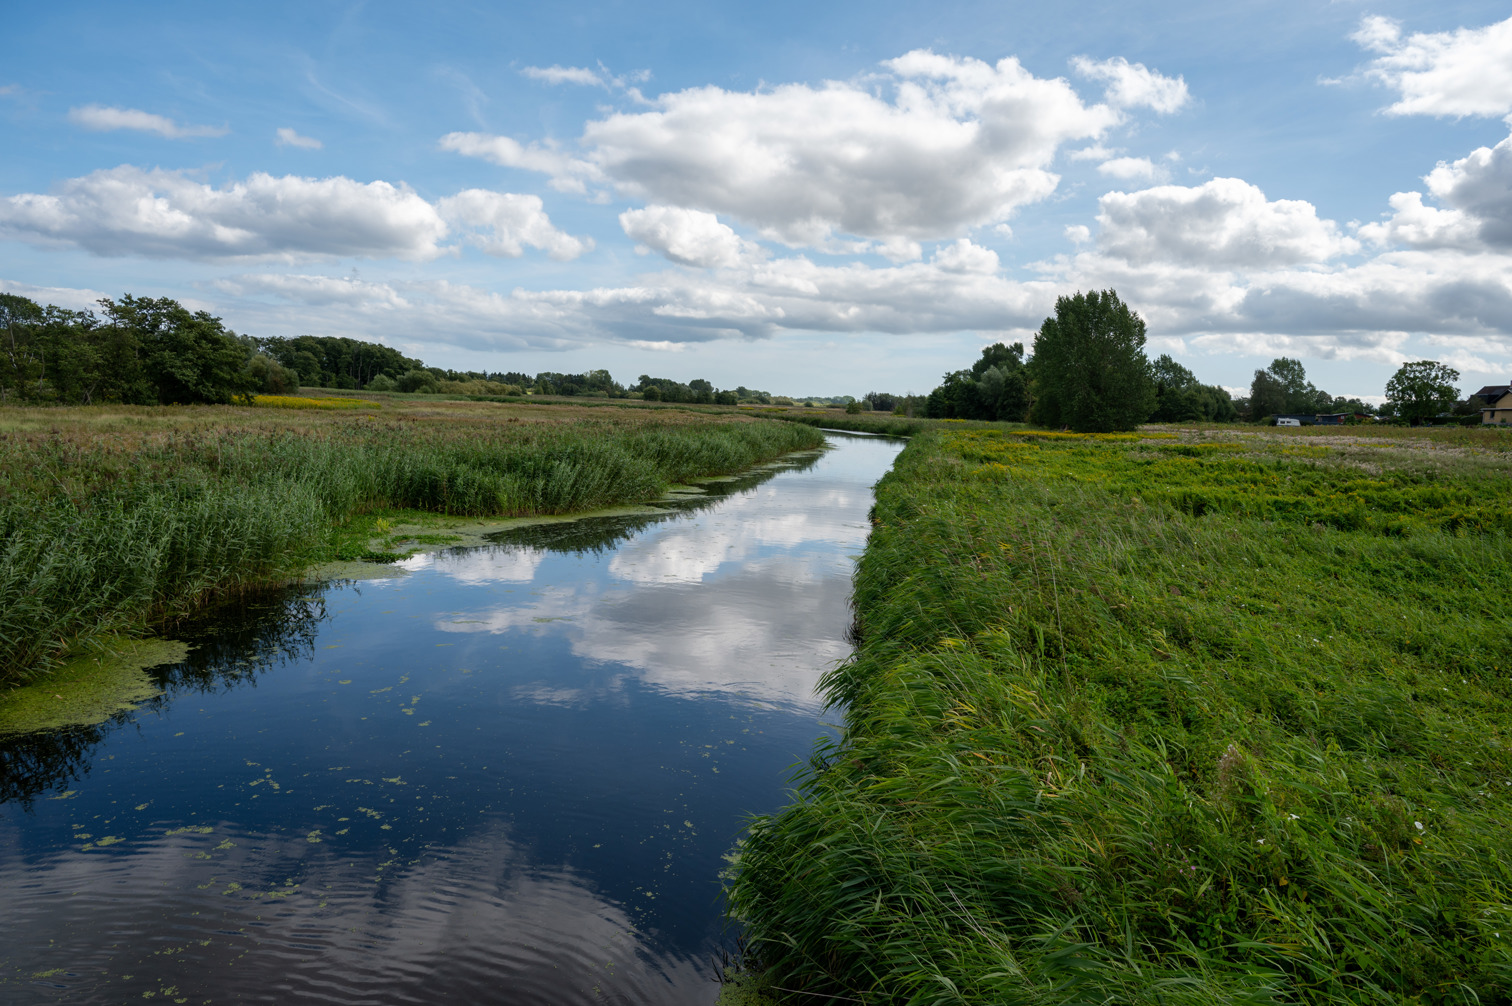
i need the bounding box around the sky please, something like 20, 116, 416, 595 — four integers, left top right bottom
3, 0, 1511, 401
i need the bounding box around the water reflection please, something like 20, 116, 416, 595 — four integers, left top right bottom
0, 434, 904, 1005
0, 588, 330, 808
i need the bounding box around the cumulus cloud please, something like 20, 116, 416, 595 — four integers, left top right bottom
1095, 177, 1359, 267
1354, 14, 1512, 118
67, 104, 227, 139
1097, 156, 1165, 182
932, 238, 1000, 273
437, 132, 602, 194
0, 167, 587, 262
1358, 192, 1479, 250
450, 49, 1122, 249
1360, 131, 1512, 251
619, 205, 750, 268
1071, 56, 1190, 113
439, 189, 592, 260
1422, 132, 1512, 245
275, 127, 322, 150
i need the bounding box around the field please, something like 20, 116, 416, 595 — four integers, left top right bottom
726, 423, 1512, 1004
0, 397, 822, 690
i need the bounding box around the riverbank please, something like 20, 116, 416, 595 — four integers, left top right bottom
726, 424, 1512, 1003
0, 399, 823, 703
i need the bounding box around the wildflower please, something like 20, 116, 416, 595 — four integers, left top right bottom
1415, 821, 1424, 831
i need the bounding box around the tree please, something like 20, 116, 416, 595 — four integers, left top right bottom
100, 296, 256, 405
1026, 290, 1155, 432
1385, 360, 1460, 426
922, 343, 1029, 421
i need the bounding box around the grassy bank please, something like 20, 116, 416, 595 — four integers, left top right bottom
726, 424, 1512, 1004
0, 399, 822, 690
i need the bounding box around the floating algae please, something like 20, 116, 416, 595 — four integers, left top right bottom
0, 637, 188, 736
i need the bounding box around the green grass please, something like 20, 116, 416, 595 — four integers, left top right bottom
725, 426, 1512, 1005
0, 407, 822, 689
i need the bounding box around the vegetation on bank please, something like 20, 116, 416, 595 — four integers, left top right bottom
0, 400, 822, 691
726, 424, 1512, 1004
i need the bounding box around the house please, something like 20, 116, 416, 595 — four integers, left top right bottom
1471, 384, 1510, 407
1481, 387, 1512, 425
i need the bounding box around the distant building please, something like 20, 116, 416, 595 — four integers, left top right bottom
1480, 387, 1512, 425
1273, 412, 1369, 426
1471, 384, 1510, 407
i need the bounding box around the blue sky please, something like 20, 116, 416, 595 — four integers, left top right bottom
3, 0, 1511, 400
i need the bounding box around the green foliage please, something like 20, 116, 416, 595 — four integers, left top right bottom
259, 333, 424, 390
0, 293, 260, 406
925, 342, 1030, 421
1028, 290, 1156, 432
0, 415, 822, 688
1386, 361, 1461, 426
1150, 354, 1238, 423
635, 374, 716, 403
1242, 357, 1372, 422
727, 427, 1512, 1004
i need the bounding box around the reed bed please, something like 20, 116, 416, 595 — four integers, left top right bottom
0, 403, 821, 687
726, 426, 1512, 1005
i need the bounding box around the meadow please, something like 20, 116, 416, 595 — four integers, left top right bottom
726, 423, 1512, 1004
0, 397, 821, 689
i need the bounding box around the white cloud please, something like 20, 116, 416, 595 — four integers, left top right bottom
521, 64, 605, 87
931, 238, 999, 273
1358, 191, 1479, 250
1095, 177, 1359, 267
0, 278, 110, 312
1360, 130, 1512, 250
213, 273, 412, 309
67, 104, 227, 139
619, 205, 750, 268
450, 49, 1121, 249
1071, 56, 1191, 113
1065, 224, 1091, 244
437, 132, 602, 194
1423, 132, 1512, 246
1069, 144, 1120, 161
1354, 14, 1512, 118
275, 127, 322, 150
1097, 156, 1165, 182
0, 167, 587, 262
439, 189, 591, 260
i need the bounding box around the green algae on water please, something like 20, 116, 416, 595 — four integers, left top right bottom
0, 637, 187, 736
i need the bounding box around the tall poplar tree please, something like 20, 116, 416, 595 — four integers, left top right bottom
1027, 289, 1155, 432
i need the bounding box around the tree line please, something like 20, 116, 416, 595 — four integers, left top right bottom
1, 288, 1477, 426
908, 289, 1479, 431
0, 290, 797, 407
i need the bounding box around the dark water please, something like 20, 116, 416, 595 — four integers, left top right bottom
0, 433, 903, 1005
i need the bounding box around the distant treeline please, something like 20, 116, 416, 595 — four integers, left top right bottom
0, 291, 808, 407
901, 291, 1460, 428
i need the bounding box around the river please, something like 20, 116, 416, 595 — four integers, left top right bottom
0, 432, 904, 1005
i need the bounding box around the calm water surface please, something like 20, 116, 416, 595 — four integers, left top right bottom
0, 433, 902, 1005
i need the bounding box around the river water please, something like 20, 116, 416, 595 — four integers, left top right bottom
0, 433, 903, 1005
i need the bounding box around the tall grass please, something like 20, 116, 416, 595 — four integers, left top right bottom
726, 427, 1512, 1004
0, 412, 821, 687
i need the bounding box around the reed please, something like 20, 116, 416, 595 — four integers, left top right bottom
726, 426, 1512, 1004
0, 404, 821, 687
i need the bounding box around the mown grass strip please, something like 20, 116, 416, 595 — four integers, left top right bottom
727, 427, 1512, 1005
